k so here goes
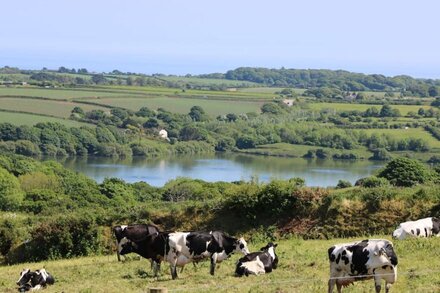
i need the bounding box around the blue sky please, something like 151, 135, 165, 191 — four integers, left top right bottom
1, 0, 439, 77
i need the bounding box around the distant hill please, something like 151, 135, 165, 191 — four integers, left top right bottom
200, 67, 440, 97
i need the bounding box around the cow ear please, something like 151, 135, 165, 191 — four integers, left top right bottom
273, 243, 278, 247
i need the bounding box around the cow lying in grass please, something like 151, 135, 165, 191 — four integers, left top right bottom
392, 217, 440, 240
17, 268, 55, 292
235, 242, 278, 276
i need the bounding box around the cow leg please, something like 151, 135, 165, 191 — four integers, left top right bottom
328, 278, 336, 293
385, 282, 392, 293
116, 240, 121, 262
169, 257, 178, 280
336, 283, 342, 293
210, 253, 218, 275
153, 260, 161, 277
374, 276, 382, 293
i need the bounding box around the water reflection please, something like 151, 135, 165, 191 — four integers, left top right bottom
55, 153, 384, 187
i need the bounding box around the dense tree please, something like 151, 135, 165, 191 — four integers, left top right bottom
378, 157, 433, 186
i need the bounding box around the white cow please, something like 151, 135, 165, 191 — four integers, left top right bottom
392, 217, 440, 240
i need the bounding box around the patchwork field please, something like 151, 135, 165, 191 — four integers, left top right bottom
1, 236, 439, 292
360, 128, 440, 149
0, 87, 125, 99
307, 103, 432, 115
92, 97, 264, 116
0, 97, 109, 118
0, 111, 92, 127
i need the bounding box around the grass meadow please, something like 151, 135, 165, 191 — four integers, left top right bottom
0, 97, 109, 118
360, 128, 440, 149
92, 97, 264, 116
1, 236, 439, 292
307, 103, 432, 116
0, 87, 125, 99
0, 111, 92, 127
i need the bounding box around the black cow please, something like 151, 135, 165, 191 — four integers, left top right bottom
235, 242, 278, 276
17, 268, 55, 292
113, 224, 160, 261
328, 239, 398, 293
167, 231, 250, 279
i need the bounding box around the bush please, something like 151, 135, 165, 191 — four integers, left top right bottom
0, 167, 24, 211
24, 213, 100, 261
378, 157, 433, 186
355, 176, 389, 188
336, 180, 352, 189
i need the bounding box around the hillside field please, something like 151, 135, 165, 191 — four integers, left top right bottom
0, 97, 109, 118
307, 103, 431, 115
1, 236, 439, 292
0, 111, 92, 127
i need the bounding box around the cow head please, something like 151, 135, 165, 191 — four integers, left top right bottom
16, 269, 33, 286
260, 242, 278, 269
118, 237, 135, 255
234, 237, 250, 255
374, 241, 398, 266
392, 227, 406, 240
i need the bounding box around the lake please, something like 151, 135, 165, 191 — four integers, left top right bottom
58, 153, 384, 187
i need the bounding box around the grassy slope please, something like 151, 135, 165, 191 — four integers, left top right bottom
0, 87, 125, 99
307, 103, 431, 115
360, 128, 440, 149
0, 97, 109, 118
0, 111, 92, 127
93, 97, 264, 116
1, 236, 438, 292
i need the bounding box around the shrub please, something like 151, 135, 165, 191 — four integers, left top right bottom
355, 176, 389, 188
26, 213, 100, 261
336, 180, 352, 189
378, 157, 433, 186
0, 167, 24, 211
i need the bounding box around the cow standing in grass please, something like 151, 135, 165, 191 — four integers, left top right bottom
167, 231, 250, 279
328, 239, 398, 293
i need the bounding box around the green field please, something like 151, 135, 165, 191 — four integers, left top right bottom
0, 97, 109, 118
92, 97, 264, 116
0, 87, 126, 99
360, 128, 440, 149
1, 236, 439, 292
307, 103, 431, 115
0, 111, 92, 127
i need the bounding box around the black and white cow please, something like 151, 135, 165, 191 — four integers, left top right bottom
328, 239, 398, 293
17, 268, 55, 292
392, 217, 440, 240
167, 231, 250, 279
235, 242, 278, 277
113, 224, 160, 261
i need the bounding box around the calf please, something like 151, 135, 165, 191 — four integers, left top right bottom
392, 217, 440, 240
328, 239, 398, 293
17, 268, 55, 292
235, 242, 278, 276
167, 231, 250, 279
113, 224, 160, 261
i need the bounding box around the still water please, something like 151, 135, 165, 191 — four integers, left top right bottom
58, 153, 384, 187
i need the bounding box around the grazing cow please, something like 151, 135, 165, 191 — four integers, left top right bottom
328, 239, 398, 293
17, 268, 55, 292
392, 217, 440, 240
113, 224, 160, 261
167, 231, 250, 279
235, 242, 278, 276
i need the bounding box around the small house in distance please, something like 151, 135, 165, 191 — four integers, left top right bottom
159, 129, 170, 141
282, 99, 294, 107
